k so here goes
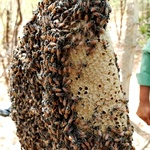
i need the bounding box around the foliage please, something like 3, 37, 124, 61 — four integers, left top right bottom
138, 0, 150, 43
139, 21, 150, 39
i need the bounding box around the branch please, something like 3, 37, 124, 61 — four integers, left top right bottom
12, 0, 22, 46
16, 0, 22, 26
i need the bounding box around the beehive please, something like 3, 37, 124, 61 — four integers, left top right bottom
9, 0, 135, 149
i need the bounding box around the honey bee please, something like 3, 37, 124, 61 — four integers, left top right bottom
62, 86, 69, 93
56, 48, 61, 61
104, 134, 109, 140
83, 141, 91, 149
99, 18, 108, 27
84, 14, 89, 22
64, 107, 71, 119
68, 114, 74, 124
58, 22, 65, 28
63, 124, 70, 133
105, 139, 111, 147
49, 42, 57, 46
55, 92, 64, 97
90, 7, 99, 12
50, 54, 55, 63
48, 3, 56, 11
63, 79, 72, 86
58, 106, 63, 115
63, 98, 67, 107
43, 0, 49, 4
53, 78, 60, 85
68, 135, 76, 144
52, 87, 62, 93
63, 67, 68, 75
41, 35, 47, 40
70, 102, 76, 111
81, 143, 87, 150
72, 144, 79, 150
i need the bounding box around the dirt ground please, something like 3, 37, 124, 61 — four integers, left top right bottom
0, 21, 150, 150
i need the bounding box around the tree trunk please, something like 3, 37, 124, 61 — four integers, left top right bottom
121, 0, 139, 99
10, 0, 135, 149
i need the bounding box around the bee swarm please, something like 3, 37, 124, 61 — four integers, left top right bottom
10, 0, 135, 149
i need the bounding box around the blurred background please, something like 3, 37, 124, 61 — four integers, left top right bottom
0, 0, 150, 149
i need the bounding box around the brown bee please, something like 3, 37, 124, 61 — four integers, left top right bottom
98, 129, 103, 137
43, 0, 49, 4
63, 124, 70, 133
51, 46, 57, 53
64, 107, 71, 119
84, 14, 89, 22
63, 98, 67, 107
71, 96, 80, 102
58, 22, 66, 28
124, 131, 131, 136
48, 3, 56, 11
99, 18, 108, 27
56, 49, 61, 61
52, 136, 58, 143
58, 106, 63, 115
90, 7, 99, 12
104, 134, 109, 140
66, 32, 72, 38
50, 54, 55, 63
105, 140, 111, 147
76, 131, 86, 138
49, 42, 57, 46
64, 79, 72, 86
70, 102, 76, 111
84, 141, 91, 149
85, 46, 95, 56
62, 86, 69, 93
41, 35, 47, 40
68, 135, 76, 143
63, 67, 68, 75
81, 143, 87, 150
68, 114, 74, 124
52, 8, 57, 15
52, 87, 62, 93
53, 78, 60, 85
63, 44, 71, 49
56, 92, 64, 97
61, 55, 66, 63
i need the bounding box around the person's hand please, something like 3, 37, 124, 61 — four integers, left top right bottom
136, 102, 150, 125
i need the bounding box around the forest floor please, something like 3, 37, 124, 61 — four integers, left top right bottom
0, 24, 150, 150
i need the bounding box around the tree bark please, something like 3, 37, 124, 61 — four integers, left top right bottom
121, 0, 139, 99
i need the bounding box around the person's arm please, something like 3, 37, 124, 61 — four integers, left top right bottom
136, 50, 150, 125
136, 85, 150, 125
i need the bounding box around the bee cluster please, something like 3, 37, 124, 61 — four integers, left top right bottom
10, 0, 134, 149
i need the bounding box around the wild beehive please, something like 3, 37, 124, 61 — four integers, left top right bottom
9, 0, 135, 149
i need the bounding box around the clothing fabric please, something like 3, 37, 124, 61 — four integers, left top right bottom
136, 39, 150, 86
